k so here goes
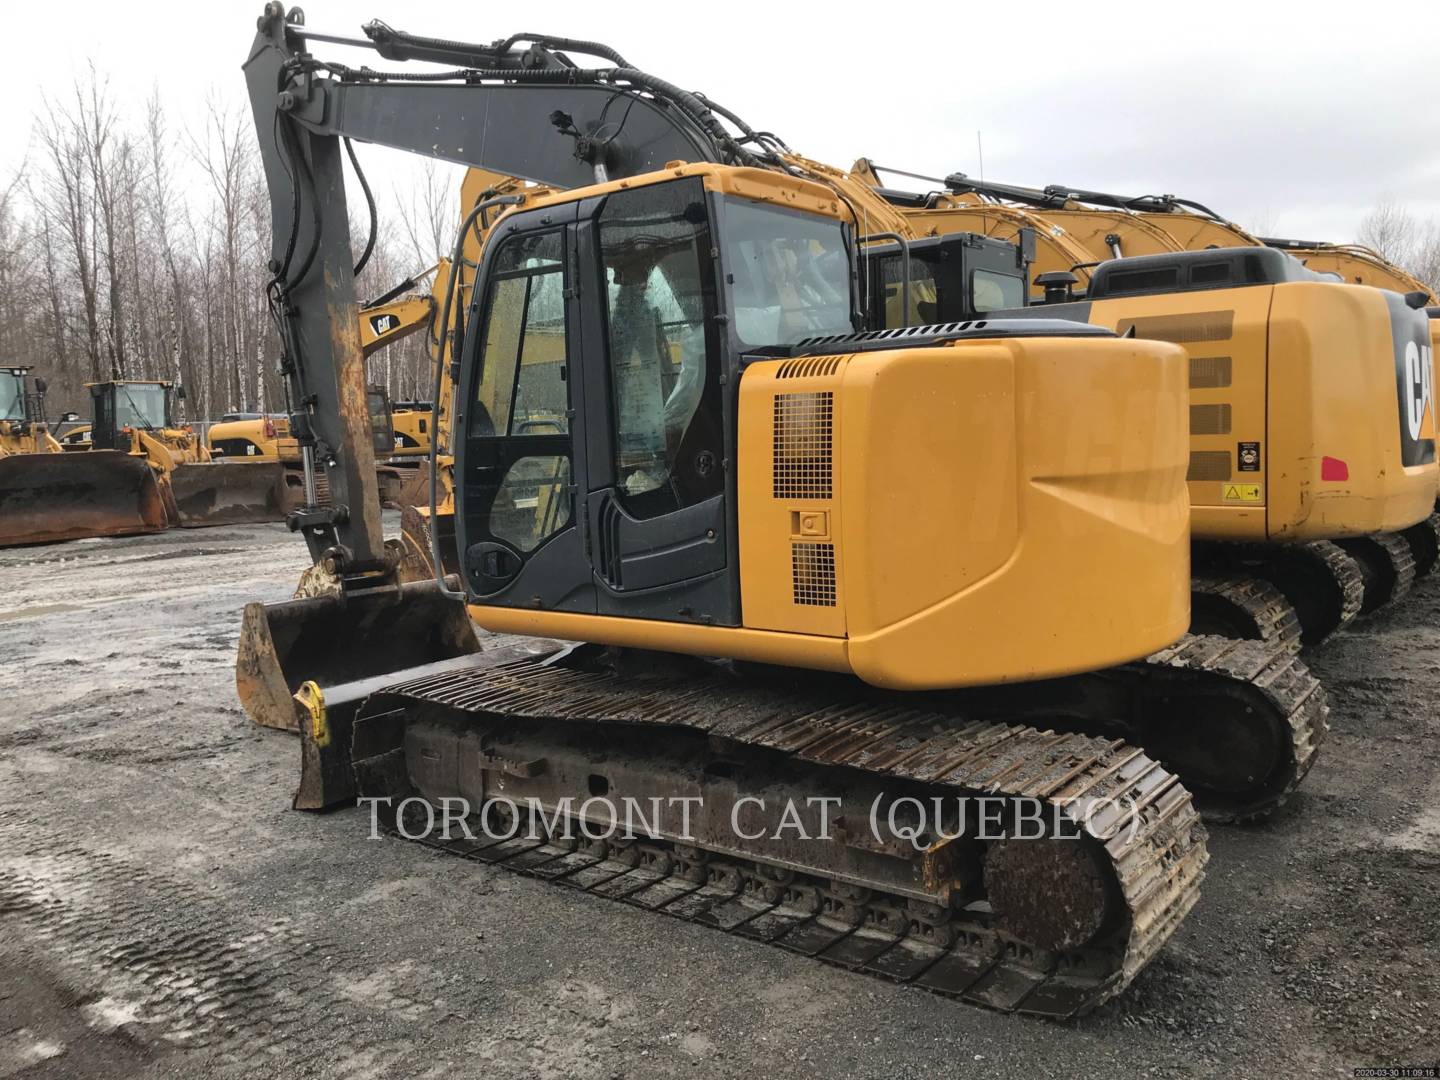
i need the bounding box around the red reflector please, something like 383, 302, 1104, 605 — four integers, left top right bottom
1321, 456, 1349, 481
263, 418, 277, 439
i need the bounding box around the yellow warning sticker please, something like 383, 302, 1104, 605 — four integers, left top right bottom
1222, 484, 1263, 503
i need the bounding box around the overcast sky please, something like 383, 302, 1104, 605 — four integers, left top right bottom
6, 0, 1439, 245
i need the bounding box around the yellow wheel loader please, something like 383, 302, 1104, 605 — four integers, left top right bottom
79, 380, 292, 528
0, 367, 168, 546
232, 8, 1344, 1015
854, 167, 1439, 649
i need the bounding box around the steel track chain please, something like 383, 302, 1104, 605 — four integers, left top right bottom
364, 659, 1210, 1018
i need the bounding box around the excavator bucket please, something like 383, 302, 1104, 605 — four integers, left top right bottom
169, 460, 291, 527
0, 450, 168, 546
237, 578, 481, 807
237, 577, 479, 733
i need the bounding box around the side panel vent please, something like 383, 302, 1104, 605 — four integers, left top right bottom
1189, 404, 1233, 435
1117, 310, 1235, 344
791, 543, 837, 606
777, 356, 842, 380
1189, 356, 1233, 388
1187, 451, 1233, 481
773, 392, 833, 499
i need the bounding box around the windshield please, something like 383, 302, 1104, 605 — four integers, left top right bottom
721, 198, 854, 348
114, 384, 169, 430
0, 372, 21, 421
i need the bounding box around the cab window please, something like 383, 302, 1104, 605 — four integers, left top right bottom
471, 231, 569, 439
598, 179, 723, 519
972, 269, 1025, 312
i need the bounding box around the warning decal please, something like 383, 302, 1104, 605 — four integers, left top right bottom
1222, 484, 1263, 503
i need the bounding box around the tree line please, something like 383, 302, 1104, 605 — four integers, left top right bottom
3, 68, 1437, 426
3, 69, 446, 424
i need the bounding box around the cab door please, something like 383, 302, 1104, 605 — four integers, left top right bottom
574, 178, 738, 626
455, 211, 594, 614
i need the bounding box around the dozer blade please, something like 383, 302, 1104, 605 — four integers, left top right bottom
0, 450, 167, 547
169, 460, 291, 527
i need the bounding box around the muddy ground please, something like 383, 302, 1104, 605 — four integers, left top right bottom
0, 520, 1436, 1079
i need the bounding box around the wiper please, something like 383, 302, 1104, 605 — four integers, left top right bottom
117, 384, 160, 434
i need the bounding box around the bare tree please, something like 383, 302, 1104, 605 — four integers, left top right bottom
75, 66, 134, 379
7, 59, 443, 420
1358, 200, 1416, 265
34, 92, 102, 382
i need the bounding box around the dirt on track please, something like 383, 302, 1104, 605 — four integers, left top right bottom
0, 521, 1436, 1079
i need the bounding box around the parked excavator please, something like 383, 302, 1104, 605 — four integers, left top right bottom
0, 369, 168, 545
208, 290, 433, 506
853, 164, 1439, 651
233, 7, 1342, 1015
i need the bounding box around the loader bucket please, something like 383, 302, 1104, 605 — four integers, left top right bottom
236, 577, 480, 733
393, 460, 431, 508
0, 450, 167, 546
396, 501, 460, 583
169, 460, 290, 527
375, 464, 406, 509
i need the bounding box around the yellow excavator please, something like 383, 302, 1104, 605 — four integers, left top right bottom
0, 369, 168, 545
207, 291, 434, 505
852, 164, 1439, 650
231, 8, 1348, 1016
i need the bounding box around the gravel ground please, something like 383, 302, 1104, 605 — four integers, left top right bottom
0, 520, 1436, 1079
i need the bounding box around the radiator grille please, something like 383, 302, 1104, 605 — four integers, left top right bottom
1189, 404, 1233, 435
773, 392, 833, 499
792, 543, 837, 606
1187, 451, 1233, 481
1117, 310, 1235, 344
1189, 356, 1233, 388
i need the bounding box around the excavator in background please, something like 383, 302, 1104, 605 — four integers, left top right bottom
0, 369, 168, 545
207, 289, 434, 505
854, 163, 1440, 651
855, 162, 1439, 328
232, 7, 1341, 1016
392, 168, 533, 583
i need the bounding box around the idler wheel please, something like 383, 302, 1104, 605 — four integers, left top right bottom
982, 838, 1112, 951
